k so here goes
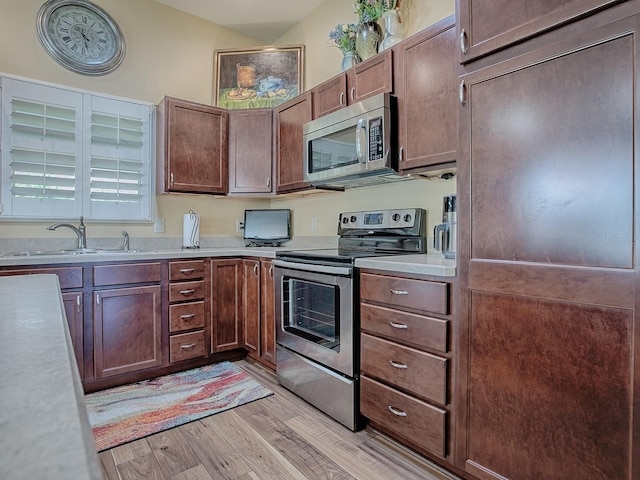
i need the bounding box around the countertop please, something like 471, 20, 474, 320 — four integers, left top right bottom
355, 253, 456, 277
0, 274, 102, 480
0, 247, 456, 277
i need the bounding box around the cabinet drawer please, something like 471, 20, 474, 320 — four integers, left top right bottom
0, 266, 83, 290
361, 333, 447, 405
361, 303, 448, 352
169, 280, 205, 303
93, 262, 161, 286
361, 273, 448, 314
169, 260, 205, 281
169, 331, 206, 363
170, 301, 205, 332
361, 375, 447, 458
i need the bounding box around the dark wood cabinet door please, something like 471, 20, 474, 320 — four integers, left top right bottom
312, 74, 347, 118
396, 15, 457, 173
260, 260, 276, 367
62, 291, 83, 379
346, 49, 393, 104
157, 96, 228, 194
93, 285, 162, 378
275, 91, 313, 193
456, 11, 638, 480
211, 259, 242, 352
228, 109, 273, 194
457, 0, 624, 63
242, 259, 260, 354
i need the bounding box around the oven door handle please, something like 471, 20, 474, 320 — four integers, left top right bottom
272, 259, 352, 277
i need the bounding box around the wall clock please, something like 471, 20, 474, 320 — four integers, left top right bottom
36, 0, 125, 76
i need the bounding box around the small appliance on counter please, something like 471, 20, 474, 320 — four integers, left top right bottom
434, 194, 456, 259
182, 209, 200, 249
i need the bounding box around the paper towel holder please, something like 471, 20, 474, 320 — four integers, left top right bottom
182, 209, 201, 249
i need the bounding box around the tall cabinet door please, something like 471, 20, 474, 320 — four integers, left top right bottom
211, 259, 243, 352
456, 11, 638, 480
242, 259, 261, 355
260, 260, 276, 367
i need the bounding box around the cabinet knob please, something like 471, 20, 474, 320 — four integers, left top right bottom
179, 268, 195, 275
390, 288, 409, 295
350, 87, 355, 101
180, 343, 196, 350
399, 146, 404, 163
180, 313, 196, 320
179, 289, 196, 296
170, 172, 174, 185
266, 177, 271, 188
340, 92, 345, 106
460, 28, 468, 55
253, 264, 259, 275
389, 321, 408, 329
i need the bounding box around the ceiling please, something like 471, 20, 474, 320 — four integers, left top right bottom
153, 0, 326, 43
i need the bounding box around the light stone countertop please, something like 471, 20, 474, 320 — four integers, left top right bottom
355, 253, 456, 277
0, 274, 102, 480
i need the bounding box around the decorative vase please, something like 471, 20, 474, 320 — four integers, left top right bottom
341, 51, 359, 71
355, 21, 382, 61
379, 9, 402, 51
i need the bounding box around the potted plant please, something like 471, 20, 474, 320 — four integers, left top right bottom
353, 0, 399, 60
329, 23, 360, 71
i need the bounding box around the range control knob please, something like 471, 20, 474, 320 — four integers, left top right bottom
391, 213, 401, 222
342, 217, 348, 224
403, 214, 413, 223
350, 215, 357, 223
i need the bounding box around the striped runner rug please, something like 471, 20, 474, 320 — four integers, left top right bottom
85, 362, 273, 451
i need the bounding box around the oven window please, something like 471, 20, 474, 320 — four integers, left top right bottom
282, 277, 340, 351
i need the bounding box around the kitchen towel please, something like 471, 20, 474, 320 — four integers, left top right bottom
182, 209, 200, 249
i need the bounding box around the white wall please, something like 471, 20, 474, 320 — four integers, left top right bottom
0, 0, 455, 240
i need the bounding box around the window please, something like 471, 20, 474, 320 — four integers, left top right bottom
0, 76, 153, 221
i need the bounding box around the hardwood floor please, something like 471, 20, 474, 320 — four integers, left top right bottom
98, 360, 460, 480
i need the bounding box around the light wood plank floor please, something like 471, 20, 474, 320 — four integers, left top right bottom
98, 359, 461, 480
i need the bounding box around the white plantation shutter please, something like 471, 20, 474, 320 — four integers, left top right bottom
84, 96, 152, 220
1, 78, 83, 218
0, 76, 153, 221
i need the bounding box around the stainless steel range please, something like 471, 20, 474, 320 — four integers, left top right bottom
273, 208, 427, 430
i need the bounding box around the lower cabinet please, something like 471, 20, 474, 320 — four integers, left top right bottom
92, 262, 163, 379
211, 258, 243, 352
242, 258, 276, 369
359, 270, 455, 464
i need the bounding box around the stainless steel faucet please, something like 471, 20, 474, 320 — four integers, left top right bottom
47, 216, 87, 249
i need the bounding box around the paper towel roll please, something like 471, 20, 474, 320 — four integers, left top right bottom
182, 210, 200, 249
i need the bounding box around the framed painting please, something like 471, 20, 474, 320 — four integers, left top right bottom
213, 45, 304, 110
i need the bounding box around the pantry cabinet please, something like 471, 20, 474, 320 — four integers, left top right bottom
395, 15, 458, 173
456, 2, 639, 479
359, 270, 455, 462
228, 108, 274, 194
92, 262, 163, 379
312, 49, 393, 118
457, 0, 624, 64
156, 96, 228, 195
275, 91, 313, 193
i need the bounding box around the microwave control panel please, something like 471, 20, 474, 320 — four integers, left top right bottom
368, 117, 384, 162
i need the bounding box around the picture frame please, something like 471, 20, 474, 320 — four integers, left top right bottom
213, 44, 304, 110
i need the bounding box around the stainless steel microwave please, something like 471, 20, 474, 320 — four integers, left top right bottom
303, 93, 405, 189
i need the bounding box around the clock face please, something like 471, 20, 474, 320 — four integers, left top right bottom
37, 0, 125, 75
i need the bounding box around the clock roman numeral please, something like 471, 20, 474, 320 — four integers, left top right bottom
62, 36, 71, 43
98, 38, 107, 44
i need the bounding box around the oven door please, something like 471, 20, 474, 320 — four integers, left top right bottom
273, 260, 355, 378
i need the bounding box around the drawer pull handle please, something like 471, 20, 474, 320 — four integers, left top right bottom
389, 360, 408, 369
179, 289, 196, 296
387, 405, 407, 417
390, 289, 408, 295
180, 343, 196, 350
180, 313, 196, 320
179, 268, 195, 274
389, 321, 408, 329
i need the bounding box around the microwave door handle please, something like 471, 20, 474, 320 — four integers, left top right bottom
355, 118, 367, 163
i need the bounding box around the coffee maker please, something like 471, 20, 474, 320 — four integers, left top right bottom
434, 194, 456, 259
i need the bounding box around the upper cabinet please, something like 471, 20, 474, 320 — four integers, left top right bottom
312, 50, 393, 118
275, 91, 313, 193
458, 0, 624, 63
156, 96, 228, 195
395, 15, 458, 173
228, 108, 274, 194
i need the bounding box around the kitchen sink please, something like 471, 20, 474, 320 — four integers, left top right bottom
3, 248, 149, 257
